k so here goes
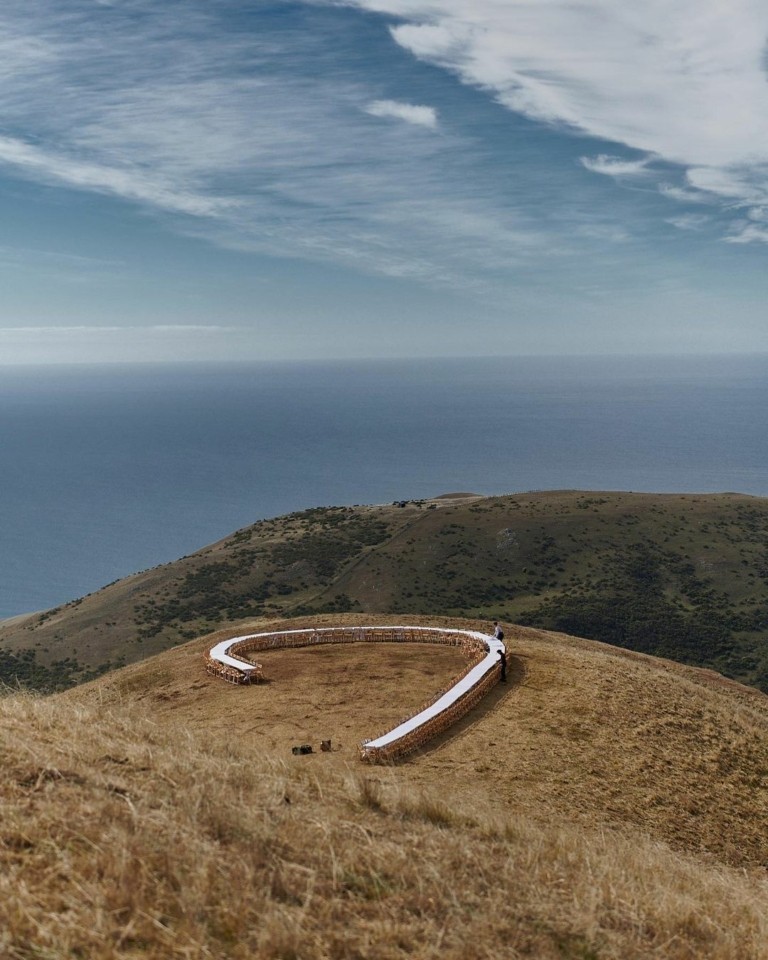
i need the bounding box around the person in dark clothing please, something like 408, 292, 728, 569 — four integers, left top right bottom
498, 649, 507, 682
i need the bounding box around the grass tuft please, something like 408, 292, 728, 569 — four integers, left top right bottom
353, 774, 385, 812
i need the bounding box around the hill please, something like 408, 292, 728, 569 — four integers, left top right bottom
2, 615, 766, 958
4, 489, 768, 692
2, 490, 768, 692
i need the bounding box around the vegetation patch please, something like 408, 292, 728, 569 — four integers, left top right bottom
4, 491, 768, 693
0, 649, 121, 692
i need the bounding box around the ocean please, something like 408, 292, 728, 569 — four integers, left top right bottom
1, 354, 767, 619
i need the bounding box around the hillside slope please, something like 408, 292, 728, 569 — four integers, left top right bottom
3, 490, 768, 691
75, 613, 768, 869
2, 616, 765, 958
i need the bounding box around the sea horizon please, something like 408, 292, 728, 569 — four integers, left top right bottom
1, 353, 767, 618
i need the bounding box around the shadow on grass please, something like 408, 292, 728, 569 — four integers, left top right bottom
401, 655, 527, 762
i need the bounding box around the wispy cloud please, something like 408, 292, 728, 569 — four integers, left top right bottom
666, 214, 710, 232
0, 323, 244, 363
349, 0, 768, 166
344, 0, 768, 239
0, 246, 123, 269
0, 325, 233, 335
581, 155, 652, 178
658, 183, 717, 205
0, 135, 230, 216
575, 223, 630, 243
725, 223, 768, 244
0, 0, 568, 292
365, 99, 438, 127
3, 0, 759, 317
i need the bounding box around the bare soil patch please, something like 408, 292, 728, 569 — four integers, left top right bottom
94, 637, 468, 757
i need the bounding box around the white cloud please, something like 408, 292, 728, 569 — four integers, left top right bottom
0, 135, 231, 216
685, 167, 762, 203
365, 99, 438, 127
658, 183, 716, 204
0, 0, 741, 305
350, 0, 768, 164
0, 1, 562, 293
345, 0, 768, 226
581, 155, 652, 178
725, 223, 768, 244
666, 214, 710, 231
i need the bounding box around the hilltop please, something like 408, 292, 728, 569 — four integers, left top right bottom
76, 613, 768, 868
1, 615, 766, 958
2, 490, 768, 693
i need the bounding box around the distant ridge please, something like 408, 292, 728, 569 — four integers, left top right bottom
2, 490, 768, 693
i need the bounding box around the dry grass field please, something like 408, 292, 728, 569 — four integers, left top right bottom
1, 614, 763, 957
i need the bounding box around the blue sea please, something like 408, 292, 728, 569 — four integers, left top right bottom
1, 354, 767, 619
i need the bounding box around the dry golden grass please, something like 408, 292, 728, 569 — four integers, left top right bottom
78, 614, 768, 869
407, 624, 768, 869
2, 614, 766, 957
1, 690, 767, 959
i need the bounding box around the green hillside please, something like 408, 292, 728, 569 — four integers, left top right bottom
2, 490, 768, 691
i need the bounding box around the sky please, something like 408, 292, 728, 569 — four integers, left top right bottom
1, 0, 768, 362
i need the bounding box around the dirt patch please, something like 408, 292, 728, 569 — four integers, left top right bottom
91, 639, 469, 758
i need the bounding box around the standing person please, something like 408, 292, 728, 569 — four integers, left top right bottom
498, 649, 507, 682
493, 622, 507, 681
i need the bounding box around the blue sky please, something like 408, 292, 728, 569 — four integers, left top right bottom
1, 0, 768, 362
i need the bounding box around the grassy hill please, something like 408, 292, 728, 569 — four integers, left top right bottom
2, 616, 766, 958
2, 490, 768, 692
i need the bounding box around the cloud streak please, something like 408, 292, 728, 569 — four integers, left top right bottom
581, 155, 653, 178
0, 325, 234, 335
0, 0, 565, 291
345, 0, 768, 240
1, 0, 760, 331
0, 135, 231, 216
0, 323, 245, 364
365, 99, 438, 127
